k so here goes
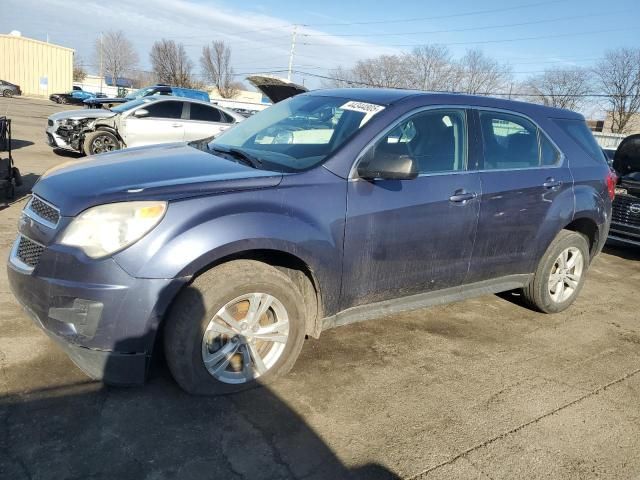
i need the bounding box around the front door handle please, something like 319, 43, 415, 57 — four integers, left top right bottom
449, 191, 477, 203
171, 123, 182, 128
543, 178, 562, 189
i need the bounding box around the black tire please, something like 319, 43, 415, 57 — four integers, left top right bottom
522, 230, 590, 313
2, 89, 13, 98
12, 167, 22, 187
164, 260, 307, 395
83, 130, 121, 156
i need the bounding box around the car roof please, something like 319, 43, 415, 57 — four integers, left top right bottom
308, 88, 584, 120
135, 96, 244, 120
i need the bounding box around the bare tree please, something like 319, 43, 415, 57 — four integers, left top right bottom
351, 55, 409, 88
322, 66, 359, 88
453, 49, 511, 95
94, 30, 138, 84
201, 41, 241, 98
593, 48, 640, 133
150, 39, 195, 87
73, 55, 87, 82
403, 45, 455, 91
522, 68, 592, 110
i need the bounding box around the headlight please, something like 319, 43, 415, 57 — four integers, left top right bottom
60, 201, 167, 258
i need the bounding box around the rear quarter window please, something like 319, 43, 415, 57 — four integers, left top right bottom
553, 118, 606, 163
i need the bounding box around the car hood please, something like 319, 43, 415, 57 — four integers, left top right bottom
49, 109, 116, 121
246, 75, 308, 103
33, 143, 284, 216
613, 134, 640, 178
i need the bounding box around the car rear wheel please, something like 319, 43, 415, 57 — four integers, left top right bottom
164, 260, 307, 395
2, 89, 13, 98
83, 130, 121, 156
522, 230, 590, 313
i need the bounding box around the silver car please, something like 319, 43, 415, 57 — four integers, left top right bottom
46, 96, 244, 156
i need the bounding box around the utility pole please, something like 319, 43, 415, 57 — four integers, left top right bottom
287, 25, 297, 82
99, 32, 104, 94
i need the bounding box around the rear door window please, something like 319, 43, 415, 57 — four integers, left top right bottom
144, 101, 184, 119
479, 111, 561, 169
189, 103, 223, 122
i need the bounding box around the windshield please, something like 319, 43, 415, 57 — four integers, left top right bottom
125, 86, 158, 100
110, 97, 157, 113
209, 95, 385, 172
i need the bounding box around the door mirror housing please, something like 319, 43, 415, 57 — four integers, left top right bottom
357, 151, 419, 180
133, 108, 149, 118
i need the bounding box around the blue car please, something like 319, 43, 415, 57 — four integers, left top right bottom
8, 89, 614, 394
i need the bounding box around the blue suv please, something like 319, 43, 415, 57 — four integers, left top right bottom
7, 89, 614, 394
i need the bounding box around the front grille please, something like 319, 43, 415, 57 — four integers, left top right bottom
16, 236, 45, 268
28, 196, 60, 226
47, 119, 54, 127
612, 194, 640, 227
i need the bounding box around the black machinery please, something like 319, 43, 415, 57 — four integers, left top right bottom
0, 116, 22, 199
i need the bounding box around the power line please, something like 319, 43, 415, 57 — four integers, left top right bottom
301, 27, 635, 48
292, 70, 620, 98
301, 11, 621, 38
301, 0, 570, 27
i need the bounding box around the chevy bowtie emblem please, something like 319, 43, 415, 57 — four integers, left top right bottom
630, 204, 640, 214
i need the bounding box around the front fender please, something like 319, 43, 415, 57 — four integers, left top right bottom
113, 171, 347, 315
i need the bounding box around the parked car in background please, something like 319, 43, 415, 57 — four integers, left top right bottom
10, 89, 613, 394
49, 90, 96, 105
83, 85, 210, 109
47, 96, 243, 155
0, 80, 21, 97
603, 148, 616, 166
609, 134, 640, 246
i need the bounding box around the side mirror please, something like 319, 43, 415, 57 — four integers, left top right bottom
133, 108, 149, 118
357, 150, 419, 181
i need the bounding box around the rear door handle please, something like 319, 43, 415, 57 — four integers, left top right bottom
171, 123, 182, 128
543, 178, 562, 189
449, 191, 477, 203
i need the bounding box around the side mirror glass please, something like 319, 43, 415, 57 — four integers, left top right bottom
357, 149, 419, 181
133, 108, 149, 118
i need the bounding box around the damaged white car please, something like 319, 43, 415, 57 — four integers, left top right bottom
46, 97, 244, 156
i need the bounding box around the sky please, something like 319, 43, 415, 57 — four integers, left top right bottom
1, 0, 638, 97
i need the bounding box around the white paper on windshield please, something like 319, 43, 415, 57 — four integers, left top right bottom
340, 101, 385, 127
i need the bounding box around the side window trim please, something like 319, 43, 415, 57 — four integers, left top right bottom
350, 105, 470, 179
474, 107, 565, 171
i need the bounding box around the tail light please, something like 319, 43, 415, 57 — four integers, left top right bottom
606, 169, 617, 200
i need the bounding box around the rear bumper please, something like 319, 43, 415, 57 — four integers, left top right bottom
7, 243, 188, 384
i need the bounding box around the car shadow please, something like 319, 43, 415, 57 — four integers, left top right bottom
602, 243, 640, 261
10, 139, 34, 150
0, 284, 400, 480
53, 148, 84, 158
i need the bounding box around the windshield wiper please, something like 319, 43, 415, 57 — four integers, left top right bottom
209, 145, 263, 169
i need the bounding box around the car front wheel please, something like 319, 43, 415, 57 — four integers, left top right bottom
164, 260, 307, 395
522, 230, 590, 313
83, 130, 121, 156
2, 89, 13, 98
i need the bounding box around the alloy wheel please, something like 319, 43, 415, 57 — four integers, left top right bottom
91, 135, 117, 154
548, 246, 584, 303
201, 293, 290, 384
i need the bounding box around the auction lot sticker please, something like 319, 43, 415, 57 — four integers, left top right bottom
341, 101, 385, 126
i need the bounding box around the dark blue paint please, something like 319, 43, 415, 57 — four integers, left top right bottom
7, 89, 612, 384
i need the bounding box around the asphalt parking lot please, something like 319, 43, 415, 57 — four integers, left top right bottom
1, 96, 639, 480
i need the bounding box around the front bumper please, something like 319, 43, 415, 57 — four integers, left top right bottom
46, 125, 75, 151
608, 222, 640, 246
7, 240, 188, 385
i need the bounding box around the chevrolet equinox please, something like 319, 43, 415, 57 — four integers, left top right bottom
8, 89, 614, 394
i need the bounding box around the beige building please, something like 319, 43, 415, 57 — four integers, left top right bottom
603, 111, 640, 135
0, 33, 74, 97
